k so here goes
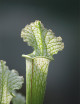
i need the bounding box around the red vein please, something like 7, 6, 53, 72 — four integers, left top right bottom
31, 59, 33, 104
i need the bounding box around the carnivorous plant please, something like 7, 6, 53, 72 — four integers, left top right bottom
0, 60, 24, 104
21, 20, 64, 104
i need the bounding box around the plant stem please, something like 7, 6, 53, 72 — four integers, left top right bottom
24, 56, 50, 104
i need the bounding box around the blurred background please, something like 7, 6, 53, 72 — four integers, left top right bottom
0, 0, 79, 104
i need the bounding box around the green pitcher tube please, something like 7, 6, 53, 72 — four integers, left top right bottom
24, 56, 50, 104
21, 20, 64, 104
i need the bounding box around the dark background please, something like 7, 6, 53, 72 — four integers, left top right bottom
0, 0, 79, 104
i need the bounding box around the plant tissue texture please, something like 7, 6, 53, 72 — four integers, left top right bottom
21, 20, 64, 104
0, 60, 24, 104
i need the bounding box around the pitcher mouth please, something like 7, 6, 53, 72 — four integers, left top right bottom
22, 54, 54, 61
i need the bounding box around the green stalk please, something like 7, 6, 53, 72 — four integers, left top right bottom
21, 20, 64, 104
23, 56, 50, 104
